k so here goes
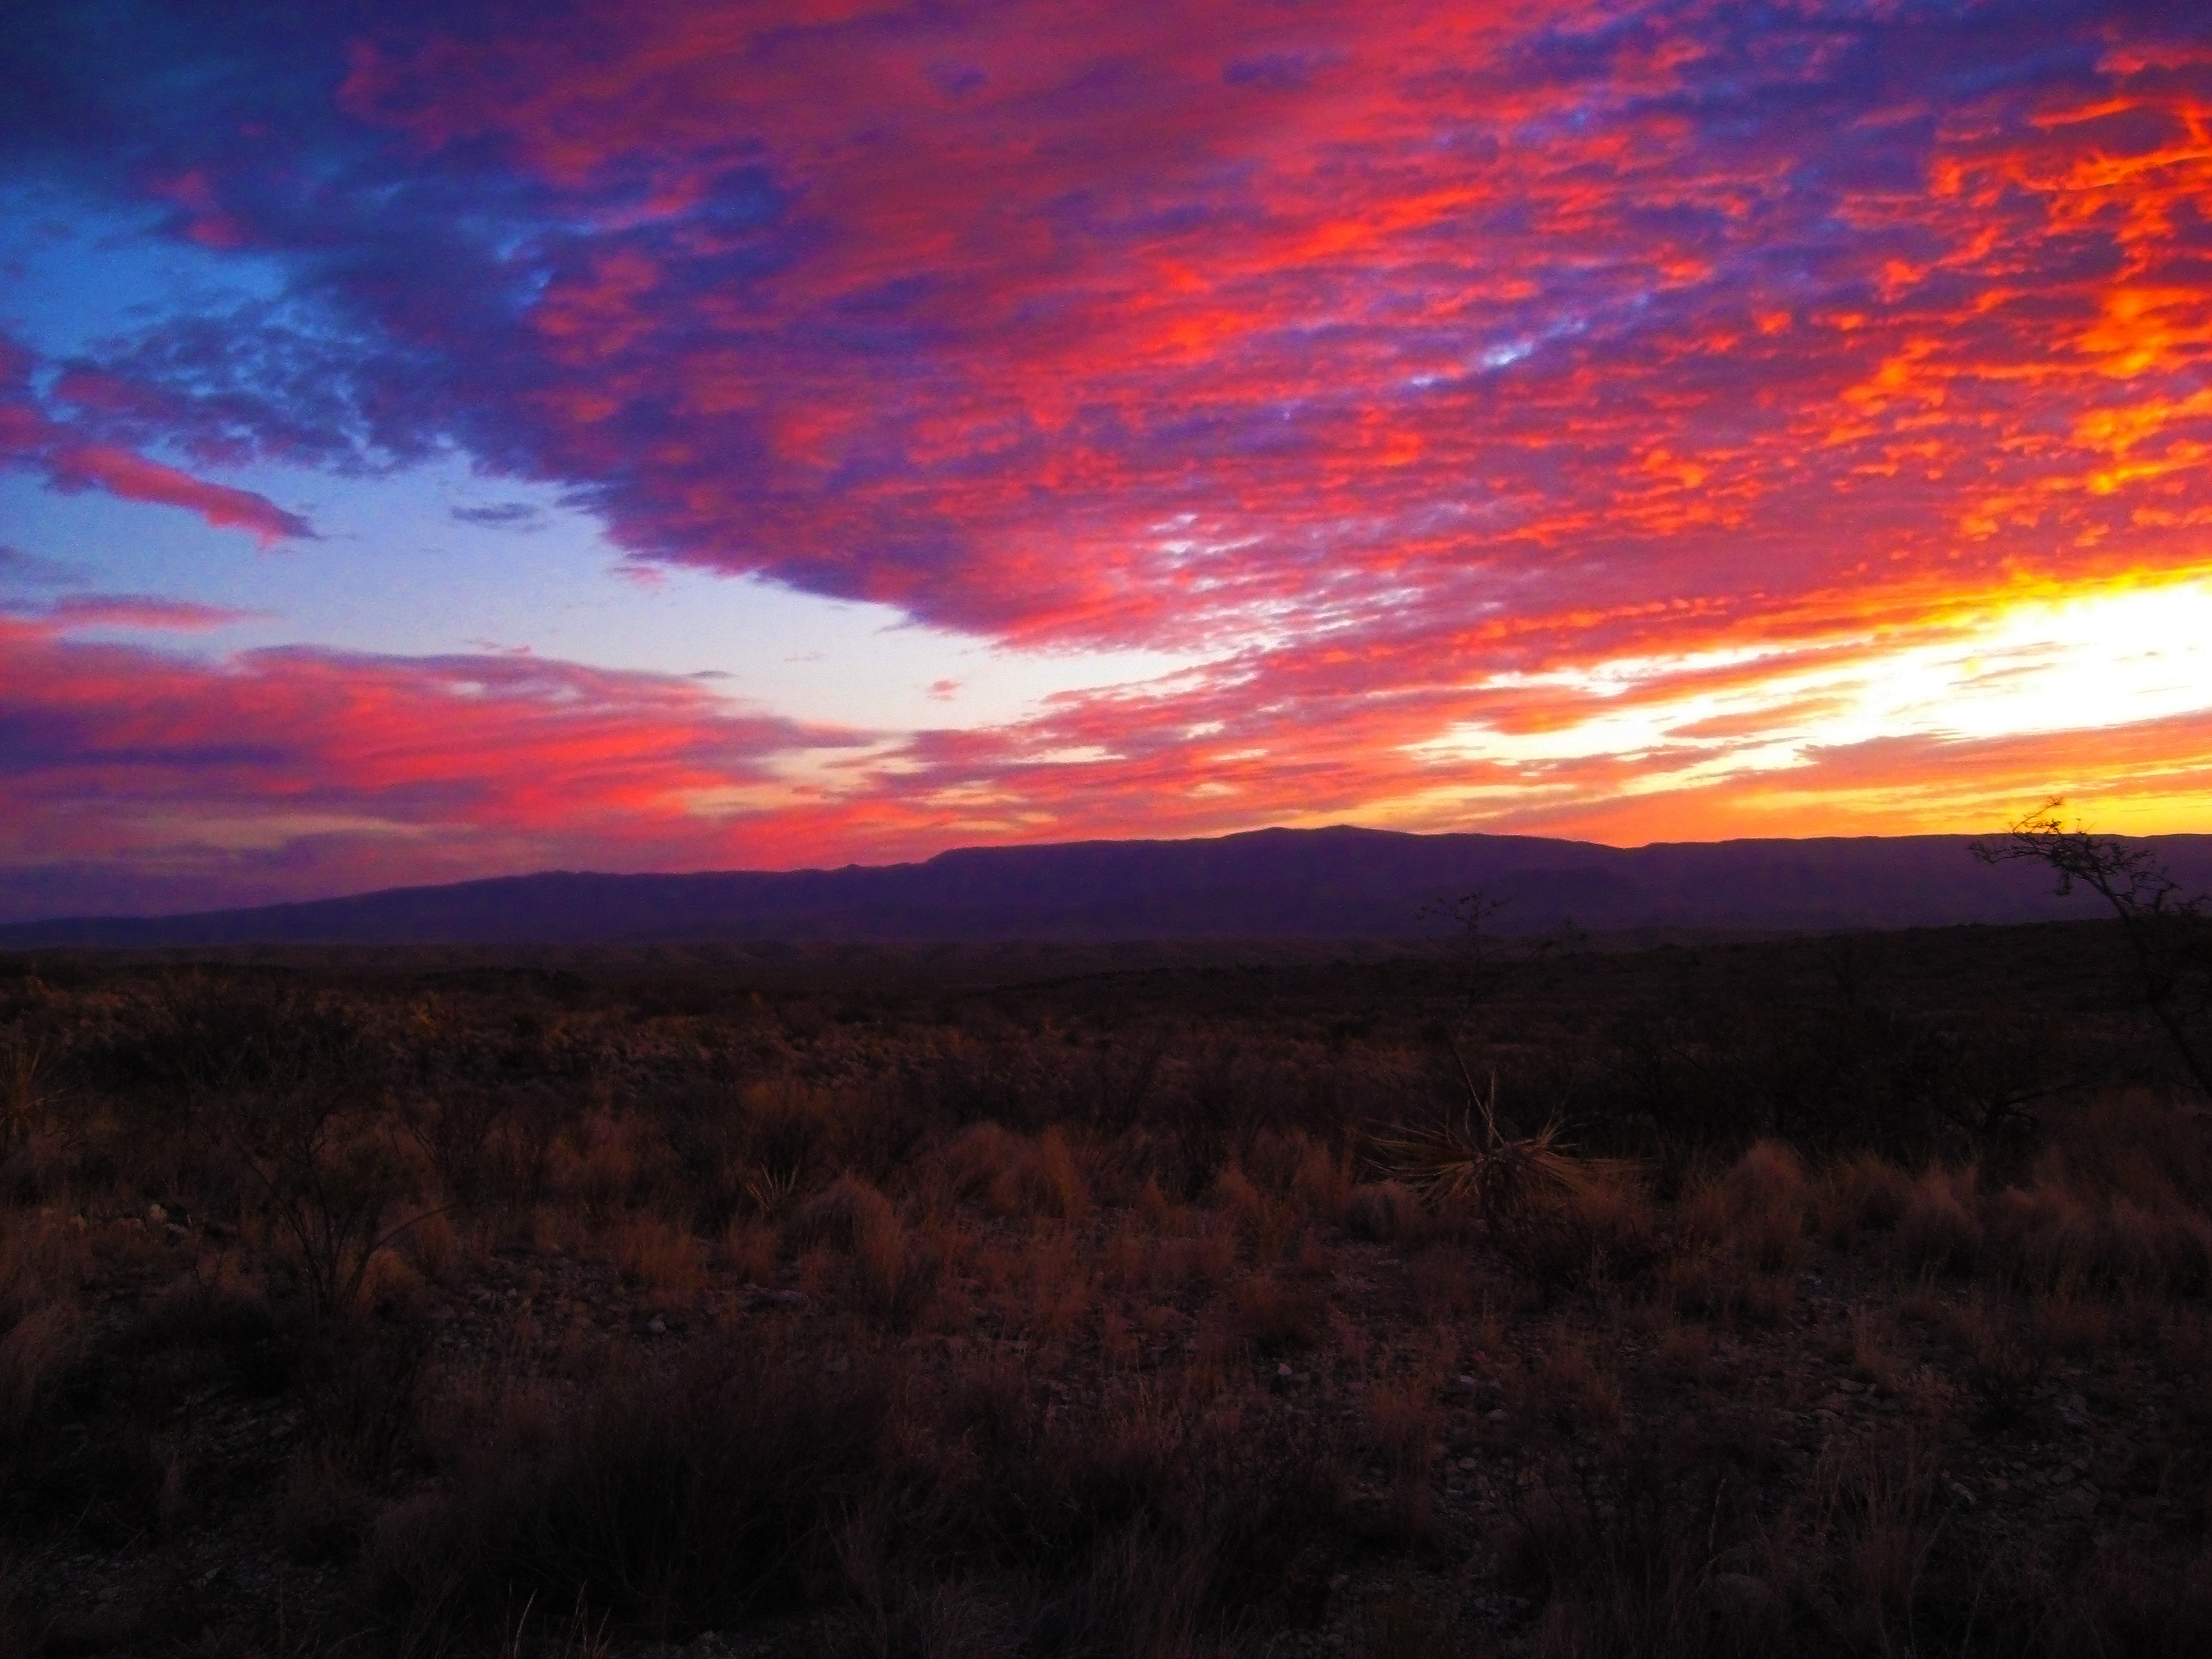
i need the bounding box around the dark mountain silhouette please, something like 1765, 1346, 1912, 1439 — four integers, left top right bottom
4, 826, 2209, 948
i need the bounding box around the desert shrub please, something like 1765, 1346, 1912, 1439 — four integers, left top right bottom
554, 1112, 640, 1220
384, 1339, 1347, 1653
2054, 1092, 2212, 1208
1208, 1161, 1269, 1238
1944, 1301, 2046, 1431
613, 1214, 704, 1296
1344, 1181, 1424, 1244
1895, 1165, 1982, 1277
1529, 1339, 1624, 1444
1816, 1151, 1914, 1244
936, 1120, 1028, 1214
377, 1339, 894, 1642
2032, 1285, 2113, 1355
785, 1172, 899, 1256
1682, 1140, 1809, 1274
79, 974, 365, 1100
1499, 1172, 1661, 1291
1027, 1127, 1092, 1222
1509, 1429, 1964, 1659
0, 1210, 86, 1333
1289, 1136, 1354, 1221
403, 1087, 511, 1210
1226, 1272, 1325, 1356
1505, 1440, 1776, 1659
932, 1365, 1346, 1642
279, 1445, 374, 1562
1984, 1183, 2212, 1298
779, 1174, 936, 1327
721, 1219, 780, 1282
730, 1078, 845, 1185
207, 1074, 442, 1328
932, 1123, 1092, 1223
0, 1304, 83, 1437
1161, 1040, 1264, 1187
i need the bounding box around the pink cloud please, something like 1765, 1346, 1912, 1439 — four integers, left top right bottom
1, 344, 314, 546
42, 594, 261, 631
42, 445, 313, 547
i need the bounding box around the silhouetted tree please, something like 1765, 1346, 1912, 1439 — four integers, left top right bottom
1421, 888, 1509, 1017
1974, 799, 2212, 1095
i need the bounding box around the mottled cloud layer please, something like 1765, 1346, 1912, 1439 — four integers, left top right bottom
2, 1, 2209, 914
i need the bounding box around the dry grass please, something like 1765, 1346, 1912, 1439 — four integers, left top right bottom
611, 1215, 705, 1299
1816, 1152, 1915, 1244
4, 940, 2212, 1656
1897, 1164, 1984, 1276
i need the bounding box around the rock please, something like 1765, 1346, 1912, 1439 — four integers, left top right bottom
1946, 1480, 1977, 1506
2054, 1486, 2098, 1519
1488, 1408, 1509, 1422
648, 1318, 667, 1334
742, 1285, 809, 1310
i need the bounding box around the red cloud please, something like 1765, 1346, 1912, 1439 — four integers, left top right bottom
42, 594, 260, 631
2, 346, 314, 546
0, 617, 878, 914
42, 446, 313, 547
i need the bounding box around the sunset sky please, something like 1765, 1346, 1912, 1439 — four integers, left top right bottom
4, 1, 2210, 920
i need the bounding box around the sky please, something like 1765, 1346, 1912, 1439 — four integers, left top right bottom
2, 0, 2209, 920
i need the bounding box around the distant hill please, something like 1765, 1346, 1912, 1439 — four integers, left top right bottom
4, 826, 2209, 948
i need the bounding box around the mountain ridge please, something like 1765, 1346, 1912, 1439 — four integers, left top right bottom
6, 824, 2209, 948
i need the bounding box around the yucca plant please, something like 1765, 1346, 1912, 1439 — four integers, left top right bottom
741, 1162, 805, 1220
1374, 1061, 1635, 1223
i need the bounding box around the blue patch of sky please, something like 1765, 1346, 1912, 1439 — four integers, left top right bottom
0, 184, 292, 363
1, 454, 1202, 735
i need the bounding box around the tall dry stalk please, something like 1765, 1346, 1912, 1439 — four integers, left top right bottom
1, 1035, 51, 1154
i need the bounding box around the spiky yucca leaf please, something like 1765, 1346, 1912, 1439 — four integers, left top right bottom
1374, 1084, 1638, 1220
